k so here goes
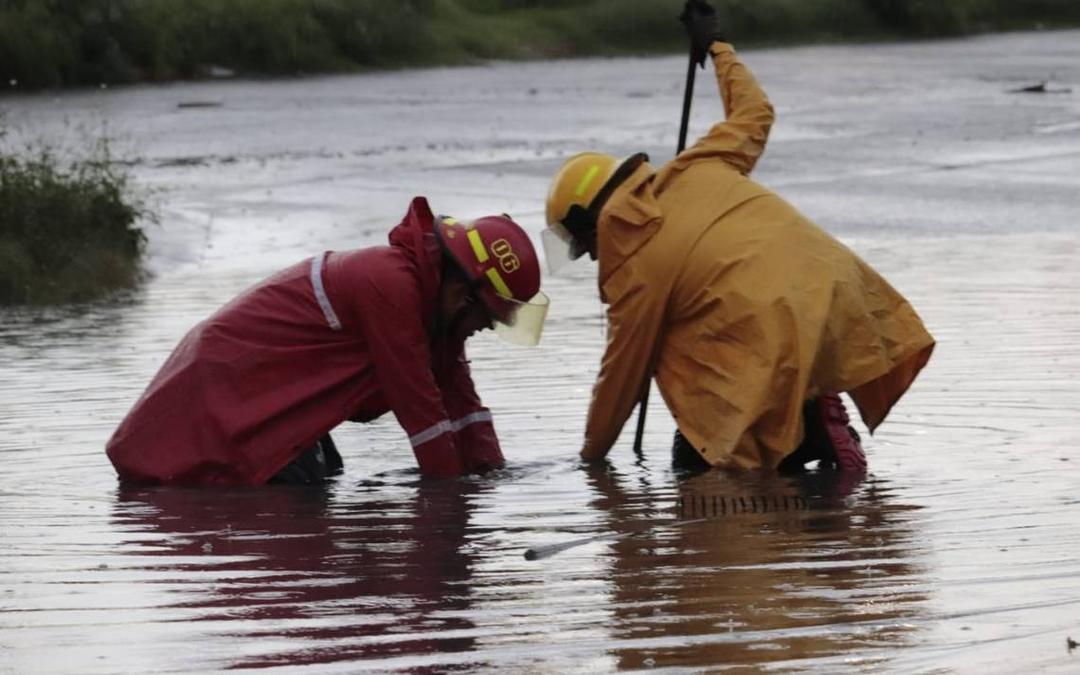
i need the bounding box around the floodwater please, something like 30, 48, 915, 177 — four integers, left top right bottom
3, 30, 1080, 673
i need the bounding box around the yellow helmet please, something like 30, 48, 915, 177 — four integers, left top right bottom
542, 151, 648, 273
544, 152, 620, 228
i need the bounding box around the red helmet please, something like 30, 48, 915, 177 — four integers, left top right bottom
435, 214, 540, 318
435, 214, 549, 346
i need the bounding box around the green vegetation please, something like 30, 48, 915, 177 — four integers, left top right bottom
0, 133, 148, 305
2, 0, 1079, 89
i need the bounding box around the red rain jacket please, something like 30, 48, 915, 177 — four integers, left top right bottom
106, 197, 503, 485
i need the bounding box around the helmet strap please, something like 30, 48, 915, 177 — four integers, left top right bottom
560, 152, 649, 247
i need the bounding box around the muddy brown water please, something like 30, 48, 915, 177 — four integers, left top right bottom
3, 31, 1080, 673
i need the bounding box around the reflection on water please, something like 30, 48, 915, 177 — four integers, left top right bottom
583, 466, 927, 670
89, 467, 930, 671
0, 292, 139, 344
110, 479, 484, 670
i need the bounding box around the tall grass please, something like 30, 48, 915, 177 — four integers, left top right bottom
0, 132, 149, 305
2, 0, 1079, 89
0, 0, 434, 87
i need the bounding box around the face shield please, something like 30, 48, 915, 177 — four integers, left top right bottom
541, 224, 584, 275
542, 152, 650, 276
492, 291, 550, 347
541, 204, 595, 275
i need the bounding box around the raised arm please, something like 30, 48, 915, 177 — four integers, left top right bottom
677, 0, 775, 174
677, 43, 775, 174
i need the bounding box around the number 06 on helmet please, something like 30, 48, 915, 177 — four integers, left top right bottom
435, 214, 550, 346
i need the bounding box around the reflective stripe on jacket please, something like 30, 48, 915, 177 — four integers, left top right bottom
582, 43, 935, 468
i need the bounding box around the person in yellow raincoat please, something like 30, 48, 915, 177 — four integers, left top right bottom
543, 0, 934, 473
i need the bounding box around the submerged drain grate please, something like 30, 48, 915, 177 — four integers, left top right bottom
676, 494, 810, 518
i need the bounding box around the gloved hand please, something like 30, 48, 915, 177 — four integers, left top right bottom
679, 0, 726, 68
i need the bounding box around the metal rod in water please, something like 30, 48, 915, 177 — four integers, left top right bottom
524, 531, 625, 561
524, 493, 812, 560
523, 518, 712, 561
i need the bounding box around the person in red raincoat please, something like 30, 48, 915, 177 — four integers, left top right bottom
106, 197, 549, 485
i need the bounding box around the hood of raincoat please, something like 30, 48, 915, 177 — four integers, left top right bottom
389, 196, 444, 321
596, 163, 664, 298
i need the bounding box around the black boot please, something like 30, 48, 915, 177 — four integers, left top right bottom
269, 434, 344, 485
672, 430, 711, 472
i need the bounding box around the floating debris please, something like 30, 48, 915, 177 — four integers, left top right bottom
155, 156, 210, 168
1008, 81, 1073, 94
178, 101, 224, 109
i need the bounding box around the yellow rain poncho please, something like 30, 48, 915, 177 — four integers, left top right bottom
582, 43, 935, 469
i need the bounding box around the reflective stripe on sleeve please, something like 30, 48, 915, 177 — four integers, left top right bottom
450, 409, 493, 432
409, 420, 453, 448
408, 410, 494, 448
310, 252, 342, 330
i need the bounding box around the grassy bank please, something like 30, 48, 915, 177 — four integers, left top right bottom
0, 135, 148, 305
2, 0, 1079, 89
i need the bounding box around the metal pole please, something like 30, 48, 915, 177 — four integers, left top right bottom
631, 42, 697, 457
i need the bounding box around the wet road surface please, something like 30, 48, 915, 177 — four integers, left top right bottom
2, 30, 1080, 673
